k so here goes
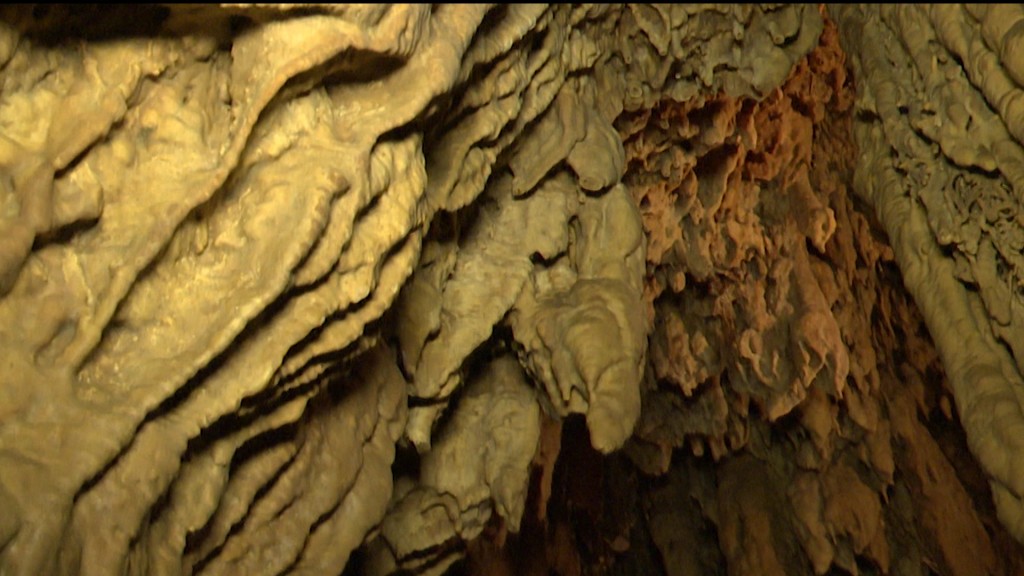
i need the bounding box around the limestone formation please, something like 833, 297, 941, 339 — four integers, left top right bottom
1, 4, 1023, 575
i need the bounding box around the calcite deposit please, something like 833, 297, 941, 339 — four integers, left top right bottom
2, 3, 1024, 575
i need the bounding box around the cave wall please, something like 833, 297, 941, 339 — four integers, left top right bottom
0, 4, 1023, 575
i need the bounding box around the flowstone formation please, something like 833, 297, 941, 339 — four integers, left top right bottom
1, 4, 1023, 575
833, 4, 1024, 549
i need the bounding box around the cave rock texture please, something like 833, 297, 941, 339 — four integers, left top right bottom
3, 3, 1024, 575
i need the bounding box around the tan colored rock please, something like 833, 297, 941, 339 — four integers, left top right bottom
3, 4, 1024, 575
834, 2, 1024, 545
0, 4, 479, 574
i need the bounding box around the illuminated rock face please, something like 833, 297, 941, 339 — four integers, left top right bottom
0, 4, 1022, 575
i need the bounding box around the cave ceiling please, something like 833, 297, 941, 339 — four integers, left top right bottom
2, 4, 1024, 575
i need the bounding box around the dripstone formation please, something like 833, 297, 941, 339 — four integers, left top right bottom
1, 5, 1023, 575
